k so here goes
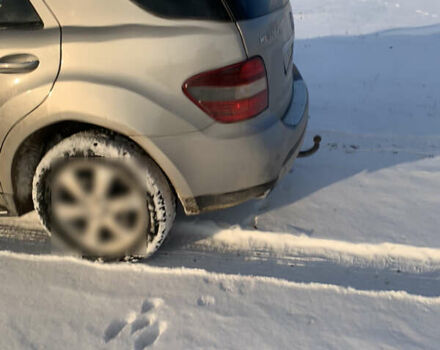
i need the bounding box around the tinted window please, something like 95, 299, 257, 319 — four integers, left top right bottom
0, 0, 42, 29
225, 0, 289, 20
130, 0, 230, 21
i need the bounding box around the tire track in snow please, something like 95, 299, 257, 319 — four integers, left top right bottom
0, 222, 49, 254
148, 221, 440, 297
0, 224, 47, 241
1, 219, 440, 297
170, 221, 440, 273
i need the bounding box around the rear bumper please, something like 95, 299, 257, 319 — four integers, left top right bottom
152, 65, 309, 215
185, 121, 307, 214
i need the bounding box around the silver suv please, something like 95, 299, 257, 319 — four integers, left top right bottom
0, 0, 309, 259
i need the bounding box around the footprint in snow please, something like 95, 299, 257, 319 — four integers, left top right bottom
104, 319, 128, 343
103, 297, 166, 349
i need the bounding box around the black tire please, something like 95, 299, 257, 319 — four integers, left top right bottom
32, 131, 175, 260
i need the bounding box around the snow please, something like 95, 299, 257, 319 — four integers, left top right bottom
293, 0, 440, 38
1, 0, 440, 348
1, 252, 440, 349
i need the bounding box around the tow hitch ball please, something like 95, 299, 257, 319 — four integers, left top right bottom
298, 135, 322, 158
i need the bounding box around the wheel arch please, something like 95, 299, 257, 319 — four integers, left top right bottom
3, 120, 192, 216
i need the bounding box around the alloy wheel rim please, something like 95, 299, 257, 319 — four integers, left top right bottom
50, 159, 148, 256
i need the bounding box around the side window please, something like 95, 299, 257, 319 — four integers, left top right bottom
130, 0, 231, 21
0, 0, 43, 29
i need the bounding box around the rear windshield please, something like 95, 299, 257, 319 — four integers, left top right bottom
224, 0, 290, 20
130, 0, 230, 21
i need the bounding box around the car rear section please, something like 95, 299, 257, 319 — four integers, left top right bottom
0, 0, 309, 220
48, 0, 308, 215
144, 0, 310, 213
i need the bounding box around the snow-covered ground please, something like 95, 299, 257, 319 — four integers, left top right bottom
1, 0, 440, 349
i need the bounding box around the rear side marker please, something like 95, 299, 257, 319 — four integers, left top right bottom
183, 57, 268, 123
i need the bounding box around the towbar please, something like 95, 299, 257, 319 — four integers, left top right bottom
298, 135, 322, 158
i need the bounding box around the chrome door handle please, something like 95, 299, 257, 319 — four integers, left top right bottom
0, 54, 39, 74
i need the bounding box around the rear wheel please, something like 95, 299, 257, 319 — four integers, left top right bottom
32, 131, 175, 260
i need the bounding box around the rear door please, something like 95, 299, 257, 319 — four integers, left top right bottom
0, 0, 60, 149
224, 0, 295, 120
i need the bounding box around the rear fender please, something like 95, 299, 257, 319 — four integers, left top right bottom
0, 81, 196, 213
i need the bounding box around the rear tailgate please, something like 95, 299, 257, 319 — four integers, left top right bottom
224, 0, 295, 120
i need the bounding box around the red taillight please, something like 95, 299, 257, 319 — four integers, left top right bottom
183, 57, 268, 123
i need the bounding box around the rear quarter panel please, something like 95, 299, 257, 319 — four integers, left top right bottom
44, 0, 247, 134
